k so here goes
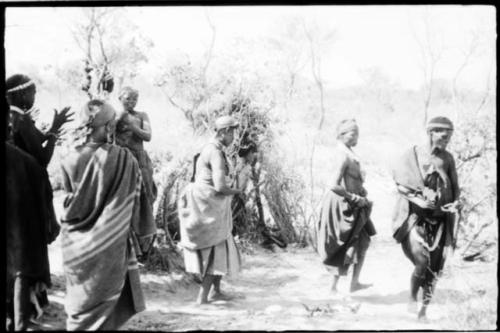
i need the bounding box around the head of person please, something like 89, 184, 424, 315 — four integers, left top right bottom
238, 141, 258, 165
5, 74, 37, 111
118, 87, 139, 112
80, 99, 117, 143
426, 116, 454, 150
214, 115, 239, 147
336, 118, 359, 147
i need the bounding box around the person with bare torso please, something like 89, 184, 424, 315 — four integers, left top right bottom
115, 87, 157, 257
392, 116, 460, 320
315, 119, 376, 294
178, 116, 243, 305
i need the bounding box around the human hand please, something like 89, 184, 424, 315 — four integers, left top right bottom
51, 107, 74, 133
441, 201, 461, 213
357, 197, 370, 208
412, 196, 437, 210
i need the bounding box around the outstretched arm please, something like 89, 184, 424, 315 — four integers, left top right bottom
18, 117, 57, 167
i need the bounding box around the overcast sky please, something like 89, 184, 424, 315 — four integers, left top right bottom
4, 5, 496, 91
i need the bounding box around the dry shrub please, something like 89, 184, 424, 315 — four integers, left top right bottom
449, 112, 497, 261
439, 259, 497, 330
261, 150, 307, 245
153, 155, 192, 241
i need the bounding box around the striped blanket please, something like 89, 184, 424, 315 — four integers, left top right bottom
60, 143, 150, 330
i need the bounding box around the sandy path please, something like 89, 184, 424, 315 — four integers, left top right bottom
39, 175, 496, 331
43, 236, 496, 331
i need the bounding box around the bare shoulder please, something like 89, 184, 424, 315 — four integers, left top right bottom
332, 145, 349, 162
201, 143, 220, 158
136, 111, 150, 120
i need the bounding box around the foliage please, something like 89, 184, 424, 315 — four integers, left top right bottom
449, 111, 497, 260
59, 8, 153, 99
261, 149, 307, 245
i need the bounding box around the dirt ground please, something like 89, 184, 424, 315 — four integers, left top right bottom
38, 181, 497, 331
41, 238, 496, 331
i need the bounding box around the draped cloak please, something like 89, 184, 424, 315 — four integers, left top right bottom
59, 143, 152, 330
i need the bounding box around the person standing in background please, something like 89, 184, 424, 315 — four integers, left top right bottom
115, 86, 157, 259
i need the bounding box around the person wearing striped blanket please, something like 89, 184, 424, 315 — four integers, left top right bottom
59, 100, 155, 330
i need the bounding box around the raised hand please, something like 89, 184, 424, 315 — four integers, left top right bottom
50, 106, 74, 133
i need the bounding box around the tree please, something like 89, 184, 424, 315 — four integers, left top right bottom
62, 7, 153, 99
267, 17, 309, 103
410, 7, 444, 127
359, 66, 399, 113
301, 18, 336, 225
155, 12, 218, 132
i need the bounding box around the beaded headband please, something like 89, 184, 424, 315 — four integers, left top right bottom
6, 80, 35, 93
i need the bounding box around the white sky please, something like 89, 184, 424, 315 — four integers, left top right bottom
4, 5, 497, 90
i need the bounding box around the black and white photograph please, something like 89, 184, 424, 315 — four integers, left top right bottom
3, 3, 497, 331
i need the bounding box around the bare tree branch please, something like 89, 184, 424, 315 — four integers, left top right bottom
202, 11, 216, 89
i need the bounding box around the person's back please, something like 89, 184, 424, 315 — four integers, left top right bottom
194, 140, 229, 186
59, 100, 147, 330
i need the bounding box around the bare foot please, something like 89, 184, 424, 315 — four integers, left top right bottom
209, 291, 234, 301
196, 296, 209, 305
350, 282, 373, 293
418, 309, 429, 322
418, 314, 429, 323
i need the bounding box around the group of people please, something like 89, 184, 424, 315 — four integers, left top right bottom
5, 74, 157, 330
315, 117, 460, 320
5, 72, 461, 330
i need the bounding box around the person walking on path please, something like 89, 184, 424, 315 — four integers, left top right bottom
392, 116, 460, 320
315, 118, 376, 294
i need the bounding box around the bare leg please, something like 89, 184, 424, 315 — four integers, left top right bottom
402, 226, 430, 315
418, 277, 435, 321
331, 275, 340, 293
408, 273, 424, 313
210, 275, 234, 300
13, 276, 32, 330
197, 274, 215, 305
350, 241, 372, 292
419, 244, 443, 321
213, 275, 222, 294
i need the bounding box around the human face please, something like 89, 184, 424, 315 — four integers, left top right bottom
21, 85, 36, 110
120, 92, 138, 112
341, 127, 359, 147
222, 127, 236, 147
429, 127, 453, 150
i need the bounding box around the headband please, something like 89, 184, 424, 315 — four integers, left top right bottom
336, 119, 358, 135
6, 80, 35, 93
